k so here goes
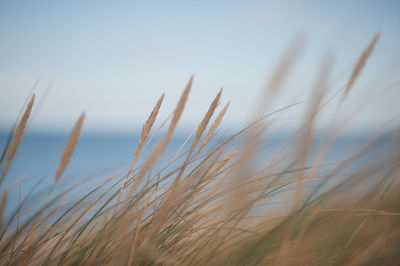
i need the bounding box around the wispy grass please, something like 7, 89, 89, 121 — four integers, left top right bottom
54, 113, 85, 184
0, 33, 399, 265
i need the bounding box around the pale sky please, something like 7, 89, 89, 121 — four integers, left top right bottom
1, 0, 399, 135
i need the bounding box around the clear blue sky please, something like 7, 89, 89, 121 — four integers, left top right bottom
1, 0, 399, 134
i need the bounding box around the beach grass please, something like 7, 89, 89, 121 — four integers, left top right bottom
0, 33, 399, 265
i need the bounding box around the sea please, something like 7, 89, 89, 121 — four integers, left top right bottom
0, 131, 395, 223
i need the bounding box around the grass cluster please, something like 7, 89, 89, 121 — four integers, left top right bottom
0, 33, 399, 265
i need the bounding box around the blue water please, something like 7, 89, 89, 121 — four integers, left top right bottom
0, 131, 394, 223
0, 133, 187, 221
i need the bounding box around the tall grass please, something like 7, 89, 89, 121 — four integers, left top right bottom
0, 34, 399, 265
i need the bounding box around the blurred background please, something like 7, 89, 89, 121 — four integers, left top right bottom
1, 0, 400, 134
0, 0, 399, 187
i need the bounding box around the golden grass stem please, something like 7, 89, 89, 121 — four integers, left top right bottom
54, 113, 85, 184
127, 76, 193, 195
188, 88, 222, 157
0, 95, 35, 186
113, 94, 164, 216
342, 32, 380, 101
195, 102, 230, 157
165, 75, 193, 145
